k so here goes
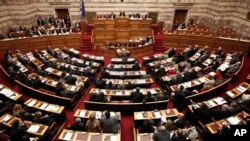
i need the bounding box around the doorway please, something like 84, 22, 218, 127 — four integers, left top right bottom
55, 9, 69, 19
172, 9, 188, 30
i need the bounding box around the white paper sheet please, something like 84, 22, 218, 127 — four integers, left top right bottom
227, 117, 240, 125
1, 115, 12, 122
45, 105, 52, 111
79, 110, 86, 117
116, 91, 122, 95
110, 112, 115, 117
110, 135, 117, 141
28, 100, 37, 107
0, 88, 14, 96
0, 84, 3, 89
208, 100, 216, 107
226, 91, 234, 97
27, 125, 40, 133
136, 112, 143, 119
51, 105, 60, 111
39, 103, 48, 110
63, 132, 73, 140
96, 112, 102, 119
154, 112, 161, 118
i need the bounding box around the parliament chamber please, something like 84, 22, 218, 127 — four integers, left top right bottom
0, 0, 250, 141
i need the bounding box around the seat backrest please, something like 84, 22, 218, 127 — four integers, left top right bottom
0, 133, 10, 141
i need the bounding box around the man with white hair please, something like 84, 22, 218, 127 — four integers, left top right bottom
152, 125, 171, 141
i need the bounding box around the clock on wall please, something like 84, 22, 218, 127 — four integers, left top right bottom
247, 11, 250, 20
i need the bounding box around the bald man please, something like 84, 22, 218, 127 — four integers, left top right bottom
153, 126, 170, 141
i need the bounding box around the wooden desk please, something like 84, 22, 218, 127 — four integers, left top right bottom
26, 53, 44, 68
0, 84, 22, 101
107, 70, 147, 78
58, 129, 121, 141
107, 64, 141, 71
206, 111, 249, 134
163, 33, 250, 54
104, 78, 153, 87
71, 57, 101, 68
90, 88, 162, 97
28, 73, 82, 93
137, 133, 153, 141
74, 109, 121, 120
111, 57, 136, 64
82, 54, 105, 64
225, 82, 250, 99
25, 98, 65, 114
188, 97, 227, 113
0, 114, 49, 136
134, 108, 179, 120
0, 33, 82, 56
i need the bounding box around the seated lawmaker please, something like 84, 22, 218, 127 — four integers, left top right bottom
86, 112, 101, 132
152, 126, 170, 141
139, 119, 155, 133
100, 110, 120, 133
33, 111, 54, 125
68, 117, 85, 131
143, 91, 156, 103
173, 113, 186, 129
10, 120, 29, 141
171, 128, 189, 141
131, 87, 144, 103
95, 78, 106, 89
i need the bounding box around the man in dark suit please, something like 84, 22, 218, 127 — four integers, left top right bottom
192, 102, 212, 123
36, 66, 47, 76
172, 85, 187, 111
156, 65, 165, 78
101, 68, 110, 78
109, 12, 116, 19
173, 113, 186, 129
95, 78, 106, 89
65, 74, 77, 85
132, 61, 140, 70
156, 90, 169, 101
143, 91, 156, 103
131, 87, 144, 102
37, 17, 44, 26
68, 117, 85, 131
152, 126, 171, 141
10, 120, 29, 141
125, 81, 135, 89
171, 128, 188, 141
8, 67, 19, 81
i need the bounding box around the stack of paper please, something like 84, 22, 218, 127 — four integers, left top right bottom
51, 105, 60, 112
28, 100, 37, 107
110, 135, 117, 141
27, 125, 40, 133
227, 117, 240, 125
208, 100, 216, 107
79, 110, 86, 117
154, 112, 161, 118
63, 131, 73, 140
1, 115, 12, 122
96, 112, 102, 119
226, 91, 234, 97
45, 105, 52, 111
238, 86, 247, 92
39, 103, 48, 110
136, 112, 143, 119
110, 112, 116, 117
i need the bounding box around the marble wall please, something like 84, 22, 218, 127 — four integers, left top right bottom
0, 0, 249, 37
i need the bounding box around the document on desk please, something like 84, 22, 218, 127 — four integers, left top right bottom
137, 112, 144, 119
116, 91, 122, 95
137, 79, 146, 84
214, 98, 224, 105
0, 84, 3, 89
79, 110, 86, 117
0, 88, 14, 97
51, 105, 60, 112
208, 100, 216, 107
45, 105, 52, 111
1, 114, 12, 122
227, 117, 240, 125
238, 86, 247, 92
96, 111, 102, 119
27, 125, 40, 133
226, 91, 234, 97
154, 112, 161, 118
110, 135, 117, 141
28, 100, 37, 107
64, 131, 73, 140
236, 87, 245, 93
110, 112, 116, 117
39, 103, 48, 110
